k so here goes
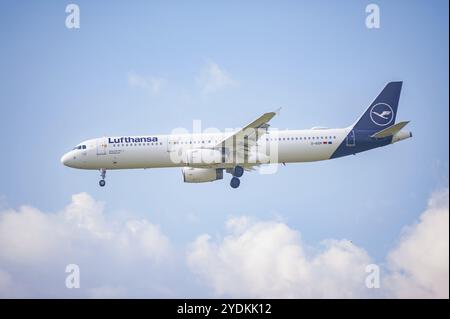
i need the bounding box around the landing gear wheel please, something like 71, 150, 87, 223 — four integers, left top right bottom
99, 169, 106, 187
233, 166, 244, 178
230, 177, 240, 189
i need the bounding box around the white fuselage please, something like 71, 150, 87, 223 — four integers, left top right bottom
60, 128, 351, 170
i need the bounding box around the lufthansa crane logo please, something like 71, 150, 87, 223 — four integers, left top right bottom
370, 103, 394, 126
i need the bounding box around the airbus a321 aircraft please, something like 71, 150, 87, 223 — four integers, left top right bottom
61, 82, 412, 188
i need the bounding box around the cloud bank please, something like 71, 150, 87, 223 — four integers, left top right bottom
187, 218, 372, 298
385, 189, 449, 298
0, 193, 172, 297
187, 189, 449, 298
0, 189, 448, 298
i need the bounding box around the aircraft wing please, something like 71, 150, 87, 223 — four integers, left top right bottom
370, 121, 410, 138
214, 108, 280, 149
210, 109, 280, 167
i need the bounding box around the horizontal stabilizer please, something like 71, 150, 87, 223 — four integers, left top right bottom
371, 121, 410, 138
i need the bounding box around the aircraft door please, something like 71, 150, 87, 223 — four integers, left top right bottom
346, 130, 356, 147
96, 138, 107, 155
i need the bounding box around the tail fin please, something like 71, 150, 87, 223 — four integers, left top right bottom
352, 81, 403, 132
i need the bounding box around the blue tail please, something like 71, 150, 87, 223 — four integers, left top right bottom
352, 81, 403, 132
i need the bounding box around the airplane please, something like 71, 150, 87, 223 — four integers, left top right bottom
60, 81, 412, 189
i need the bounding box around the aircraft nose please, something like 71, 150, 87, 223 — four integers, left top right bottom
60, 153, 71, 166
60, 154, 67, 166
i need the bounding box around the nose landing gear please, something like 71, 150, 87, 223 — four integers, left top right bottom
99, 169, 106, 187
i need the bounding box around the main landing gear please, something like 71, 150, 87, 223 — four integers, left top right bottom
229, 166, 244, 189
99, 169, 106, 187
230, 177, 240, 188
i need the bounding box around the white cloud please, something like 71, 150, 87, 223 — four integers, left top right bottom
0, 193, 172, 297
0, 193, 170, 265
0, 189, 448, 298
188, 220, 372, 298
0, 205, 62, 264
196, 61, 237, 94
384, 188, 449, 298
187, 189, 449, 298
128, 71, 167, 95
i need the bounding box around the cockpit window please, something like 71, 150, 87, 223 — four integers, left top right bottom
72, 145, 86, 150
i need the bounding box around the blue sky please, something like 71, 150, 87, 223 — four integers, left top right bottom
0, 1, 448, 298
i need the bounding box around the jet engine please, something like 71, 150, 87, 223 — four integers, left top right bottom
182, 167, 224, 183
184, 149, 223, 167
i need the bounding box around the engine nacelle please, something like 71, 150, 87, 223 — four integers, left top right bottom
182, 167, 224, 183
184, 149, 223, 167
